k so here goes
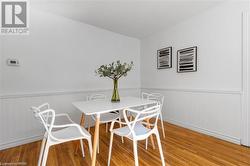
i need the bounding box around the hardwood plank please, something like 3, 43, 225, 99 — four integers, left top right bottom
0, 122, 250, 166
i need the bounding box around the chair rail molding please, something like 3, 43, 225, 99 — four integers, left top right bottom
241, 11, 249, 146
141, 87, 242, 95
0, 88, 139, 99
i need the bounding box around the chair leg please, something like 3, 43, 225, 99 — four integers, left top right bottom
75, 113, 86, 155
88, 116, 91, 132
38, 137, 47, 166
160, 113, 166, 138
155, 132, 165, 166
146, 119, 155, 149
41, 142, 50, 166
106, 123, 108, 133
133, 140, 139, 166
87, 137, 93, 158
108, 132, 114, 166
80, 139, 85, 158
145, 138, 148, 150
97, 136, 100, 154
129, 115, 133, 121
118, 117, 124, 143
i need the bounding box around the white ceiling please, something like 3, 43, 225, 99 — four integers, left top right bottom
33, 0, 225, 38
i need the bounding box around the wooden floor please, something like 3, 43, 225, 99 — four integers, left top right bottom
1, 122, 250, 166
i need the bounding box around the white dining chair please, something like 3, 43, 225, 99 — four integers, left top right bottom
148, 93, 166, 139
82, 94, 123, 153
129, 92, 151, 121
31, 103, 75, 125
108, 105, 165, 166
86, 94, 121, 133
141, 92, 152, 99
131, 92, 166, 139
32, 105, 92, 166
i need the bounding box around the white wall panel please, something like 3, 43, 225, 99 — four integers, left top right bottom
0, 88, 140, 150
142, 88, 241, 144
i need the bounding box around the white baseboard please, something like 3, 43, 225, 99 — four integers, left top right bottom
0, 135, 43, 150
166, 118, 241, 145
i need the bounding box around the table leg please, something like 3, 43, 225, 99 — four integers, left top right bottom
75, 113, 85, 154
80, 113, 85, 126
146, 118, 155, 149
91, 114, 100, 166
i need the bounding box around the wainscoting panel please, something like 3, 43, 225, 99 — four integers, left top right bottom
142, 88, 242, 144
0, 87, 243, 149
0, 88, 140, 150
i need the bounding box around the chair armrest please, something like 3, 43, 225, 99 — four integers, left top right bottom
55, 113, 75, 123
125, 108, 142, 114
50, 123, 89, 142
109, 120, 129, 132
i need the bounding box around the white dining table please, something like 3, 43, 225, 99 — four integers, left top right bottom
72, 96, 157, 166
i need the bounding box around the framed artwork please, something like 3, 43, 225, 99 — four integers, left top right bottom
157, 47, 172, 69
177, 46, 197, 73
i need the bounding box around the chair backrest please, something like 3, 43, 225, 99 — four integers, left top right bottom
31, 103, 50, 113
88, 94, 106, 101
32, 105, 56, 135
141, 92, 151, 99
148, 93, 164, 109
123, 105, 161, 137
31, 103, 56, 135
31, 103, 50, 124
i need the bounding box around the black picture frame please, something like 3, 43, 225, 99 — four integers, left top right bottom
157, 47, 172, 69
177, 46, 197, 73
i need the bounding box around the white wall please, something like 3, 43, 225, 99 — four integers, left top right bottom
1, 10, 140, 94
0, 38, 3, 94
0, 35, 3, 148
241, 11, 250, 146
246, 11, 250, 146
141, 1, 249, 144
248, 12, 250, 146
0, 9, 140, 149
